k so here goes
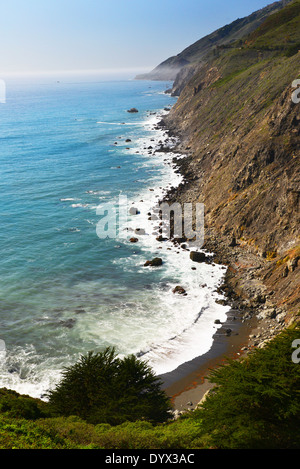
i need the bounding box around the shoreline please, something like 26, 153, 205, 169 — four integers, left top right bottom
154, 111, 293, 413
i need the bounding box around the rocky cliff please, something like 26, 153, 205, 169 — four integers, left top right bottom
160, 0, 300, 316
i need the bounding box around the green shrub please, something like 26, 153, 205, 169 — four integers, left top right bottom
0, 388, 50, 420
0, 415, 70, 449
47, 348, 172, 426
191, 325, 300, 449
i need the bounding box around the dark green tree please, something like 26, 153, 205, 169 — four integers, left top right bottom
192, 325, 300, 449
47, 348, 172, 425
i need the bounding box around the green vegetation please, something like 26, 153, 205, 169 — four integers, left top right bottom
190, 325, 300, 449
47, 348, 172, 425
0, 325, 299, 449
208, 0, 300, 95
246, 0, 300, 52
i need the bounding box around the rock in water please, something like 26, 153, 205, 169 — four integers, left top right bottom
144, 258, 163, 267
127, 108, 138, 113
172, 286, 187, 295
190, 251, 208, 263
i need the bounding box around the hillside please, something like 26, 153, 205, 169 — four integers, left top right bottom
136, 0, 292, 82
161, 0, 300, 316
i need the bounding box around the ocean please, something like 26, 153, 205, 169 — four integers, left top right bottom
0, 73, 230, 398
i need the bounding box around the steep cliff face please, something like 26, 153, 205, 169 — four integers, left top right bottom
162, 1, 300, 312
136, 0, 292, 82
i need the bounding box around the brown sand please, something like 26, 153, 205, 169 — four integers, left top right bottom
160, 312, 260, 412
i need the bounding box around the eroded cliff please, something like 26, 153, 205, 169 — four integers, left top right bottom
161, 1, 300, 314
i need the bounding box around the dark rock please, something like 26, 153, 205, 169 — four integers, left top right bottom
129, 237, 139, 243
190, 251, 208, 263
172, 286, 187, 295
127, 108, 138, 113
229, 236, 237, 247
144, 258, 163, 267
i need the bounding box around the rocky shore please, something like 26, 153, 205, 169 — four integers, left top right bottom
135, 0, 300, 415
154, 116, 299, 413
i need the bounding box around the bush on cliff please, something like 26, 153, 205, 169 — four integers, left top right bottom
47, 348, 172, 426
191, 324, 300, 449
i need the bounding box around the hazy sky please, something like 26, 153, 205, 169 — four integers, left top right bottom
0, 0, 276, 76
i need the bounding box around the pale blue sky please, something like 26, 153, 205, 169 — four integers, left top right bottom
0, 0, 276, 76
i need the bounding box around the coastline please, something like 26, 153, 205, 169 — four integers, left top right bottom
127, 106, 231, 377
161, 310, 255, 411
153, 111, 294, 413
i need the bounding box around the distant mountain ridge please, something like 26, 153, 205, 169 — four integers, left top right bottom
136, 0, 292, 82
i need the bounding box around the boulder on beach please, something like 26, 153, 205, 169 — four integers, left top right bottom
172, 286, 187, 295
190, 251, 208, 263
144, 258, 163, 267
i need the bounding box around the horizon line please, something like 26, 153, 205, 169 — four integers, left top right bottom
0, 67, 155, 78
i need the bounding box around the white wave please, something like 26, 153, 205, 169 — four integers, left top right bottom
97, 121, 143, 126
71, 203, 97, 210
71, 203, 89, 208
60, 198, 78, 202
0, 345, 63, 400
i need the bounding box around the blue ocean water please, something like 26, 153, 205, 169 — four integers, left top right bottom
0, 75, 230, 397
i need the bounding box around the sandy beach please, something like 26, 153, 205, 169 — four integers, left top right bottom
160, 308, 256, 411
161, 301, 290, 412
